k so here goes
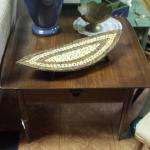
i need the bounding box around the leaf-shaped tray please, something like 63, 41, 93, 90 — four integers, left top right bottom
17, 30, 122, 72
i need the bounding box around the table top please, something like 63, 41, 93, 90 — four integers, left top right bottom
1, 15, 150, 89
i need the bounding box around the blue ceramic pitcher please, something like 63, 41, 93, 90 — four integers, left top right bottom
24, 0, 63, 36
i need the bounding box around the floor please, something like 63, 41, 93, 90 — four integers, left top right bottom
18, 90, 150, 150
0, 132, 19, 150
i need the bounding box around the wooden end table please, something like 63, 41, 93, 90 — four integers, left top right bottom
1, 14, 150, 142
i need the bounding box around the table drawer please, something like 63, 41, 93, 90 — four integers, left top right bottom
23, 89, 125, 104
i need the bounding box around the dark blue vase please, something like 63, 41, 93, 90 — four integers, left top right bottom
24, 0, 63, 36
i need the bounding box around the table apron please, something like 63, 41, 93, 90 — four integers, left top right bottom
21, 89, 132, 104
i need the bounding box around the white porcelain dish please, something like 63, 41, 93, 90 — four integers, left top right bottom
73, 17, 122, 36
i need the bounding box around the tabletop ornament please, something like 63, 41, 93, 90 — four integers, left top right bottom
73, 17, 122, 36
24, 0, 63, 36
78, 1, 112, 33
17, 30, 122, 72
76, 1, 123, 36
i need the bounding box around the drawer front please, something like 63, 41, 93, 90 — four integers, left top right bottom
24, 89, 125, 104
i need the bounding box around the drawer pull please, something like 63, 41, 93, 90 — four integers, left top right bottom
71, 90, 82, 97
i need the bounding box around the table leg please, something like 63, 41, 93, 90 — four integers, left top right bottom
0, 90, 4, 105
118, 89, 134, 140
17, 90, 30, 142
135, 142, 143, 150
132, 88, 144, 104
141, 28, 149, 50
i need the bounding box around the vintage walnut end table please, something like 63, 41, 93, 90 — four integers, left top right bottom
0, 14, 150, 142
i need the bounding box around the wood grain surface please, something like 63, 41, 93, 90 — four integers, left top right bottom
1, 15, 150, 89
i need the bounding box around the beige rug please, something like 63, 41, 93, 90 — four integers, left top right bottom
19, 90, 150, 150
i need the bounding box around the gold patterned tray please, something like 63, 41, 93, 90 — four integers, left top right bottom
17, 30, 122, 72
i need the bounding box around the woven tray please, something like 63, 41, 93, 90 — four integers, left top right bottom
17, 30, 122, 72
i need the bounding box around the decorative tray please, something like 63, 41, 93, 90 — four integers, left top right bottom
17, 30, 122, 72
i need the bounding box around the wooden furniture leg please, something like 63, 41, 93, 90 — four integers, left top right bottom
17, 90, 30, 142
132, 88, 145, 104
141, 28, 149, 50
136, 142, 143, 150
118, 89, 134, 140
0, 90, 4, 105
